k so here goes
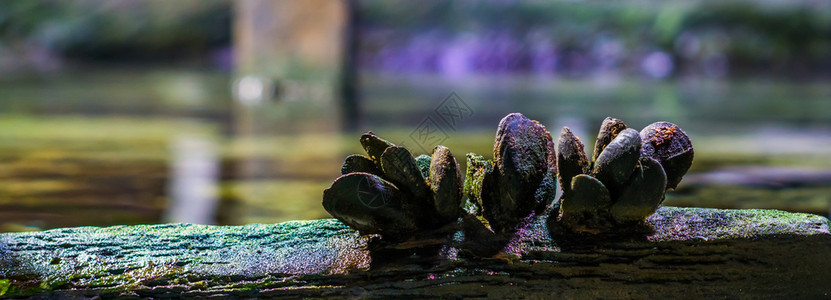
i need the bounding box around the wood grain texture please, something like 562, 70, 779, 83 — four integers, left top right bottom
1, 207, 830, 298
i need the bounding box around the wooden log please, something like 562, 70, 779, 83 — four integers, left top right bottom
1, 206, 830, 298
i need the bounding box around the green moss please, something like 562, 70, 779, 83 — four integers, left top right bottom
463, 153, 492, 209
0, 279, 9, 296
647, 207, 831, 242
414, 154, 432, 179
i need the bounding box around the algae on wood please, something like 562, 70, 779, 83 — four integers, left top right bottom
1, 207, 830, 298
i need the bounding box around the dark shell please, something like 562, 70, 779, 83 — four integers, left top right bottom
493, 113, 552, 182
428, 145, 464, 222
322, 173, 417, 236
592, 117, 628, 162
414, 154, 431, 180
535, 125, 558, 213
463, 153, 492, 208
640, 122, 694, 189
533, 167, 559, 214
561, 174, 612, 215
544, 122, 558, 171
341, 154, 381, 176
556, 127, 591, 196
486, 113, 555, 232
550, 117, 695, 233
360, 131, 394, 167
380, 146, 433, 208
610, 157, 667, 223
478, 166, 506, 231
591, 128, 641, 197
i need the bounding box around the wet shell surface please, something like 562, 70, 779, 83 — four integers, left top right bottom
610, 157, 668, 223
429, 145, 464, 223
341, 154, 381, 176
557, 127, 591, 196
323, 132, 465, 239
592, 117, 628, 162
478, 113, 557, 233
322, 173, 416, 236
360, 131, 393, 166
640, 121, 694, 189
325, 115, 693, 240
591, 128, 641, 197
551, 117, 694, 234
561, 174, 612, 215
380, 146, 432, 206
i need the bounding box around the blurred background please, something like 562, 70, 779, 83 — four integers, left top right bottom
1, 0, 830, 232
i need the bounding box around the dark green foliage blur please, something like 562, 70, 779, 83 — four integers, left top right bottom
0, 0, 231, 62
1, 0, 829, 75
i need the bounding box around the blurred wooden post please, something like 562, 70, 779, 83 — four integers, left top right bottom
233, 0, 355, 135
224, 1, 354, 225
340, 0, 361, 131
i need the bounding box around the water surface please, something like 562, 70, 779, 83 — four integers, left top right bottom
1, 69, 829, 231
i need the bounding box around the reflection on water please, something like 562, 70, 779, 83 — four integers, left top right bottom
1, 69, 831, 232
0, 116, 174, 231
164, 135, 219, 224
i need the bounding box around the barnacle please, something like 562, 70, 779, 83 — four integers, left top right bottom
551, 117, 694, 234
323, 132, 464, 241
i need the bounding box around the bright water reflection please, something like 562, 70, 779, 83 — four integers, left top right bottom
164, 135, 220, 224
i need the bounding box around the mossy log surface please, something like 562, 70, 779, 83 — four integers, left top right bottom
2, 207, 830, 298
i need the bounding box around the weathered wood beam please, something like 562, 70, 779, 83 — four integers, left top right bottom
1, 206, 830, 298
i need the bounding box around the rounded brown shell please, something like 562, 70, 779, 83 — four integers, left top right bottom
640, 122, 694, 189
592, 117, 628, 162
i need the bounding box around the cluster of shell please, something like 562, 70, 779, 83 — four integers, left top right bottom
322, 132, 464, 241
323, 113, 693, 241
555, 117, 693, 234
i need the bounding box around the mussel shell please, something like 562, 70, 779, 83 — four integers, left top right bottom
428, 145, 464, 223
557, 127, 591, 196
533, 167, 559, 214
561, 174, 612, 215
591, 128, 641, 197
380, 146, 433, 210
341, 154, 382, 176
592, 117, 628, 162
610, 157, 667, 223
536, 125, 558, 213
640, 122, 694, 189
414, 154, 431, 179
322, 173, 418, 236
659, 150, 693, 190
489, 113, 555, 231
493, 113, 552, 181
360, 131, 394, 167
544, 121, 557, 170
463, 153, 492, 208
478, 166, 507, 232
